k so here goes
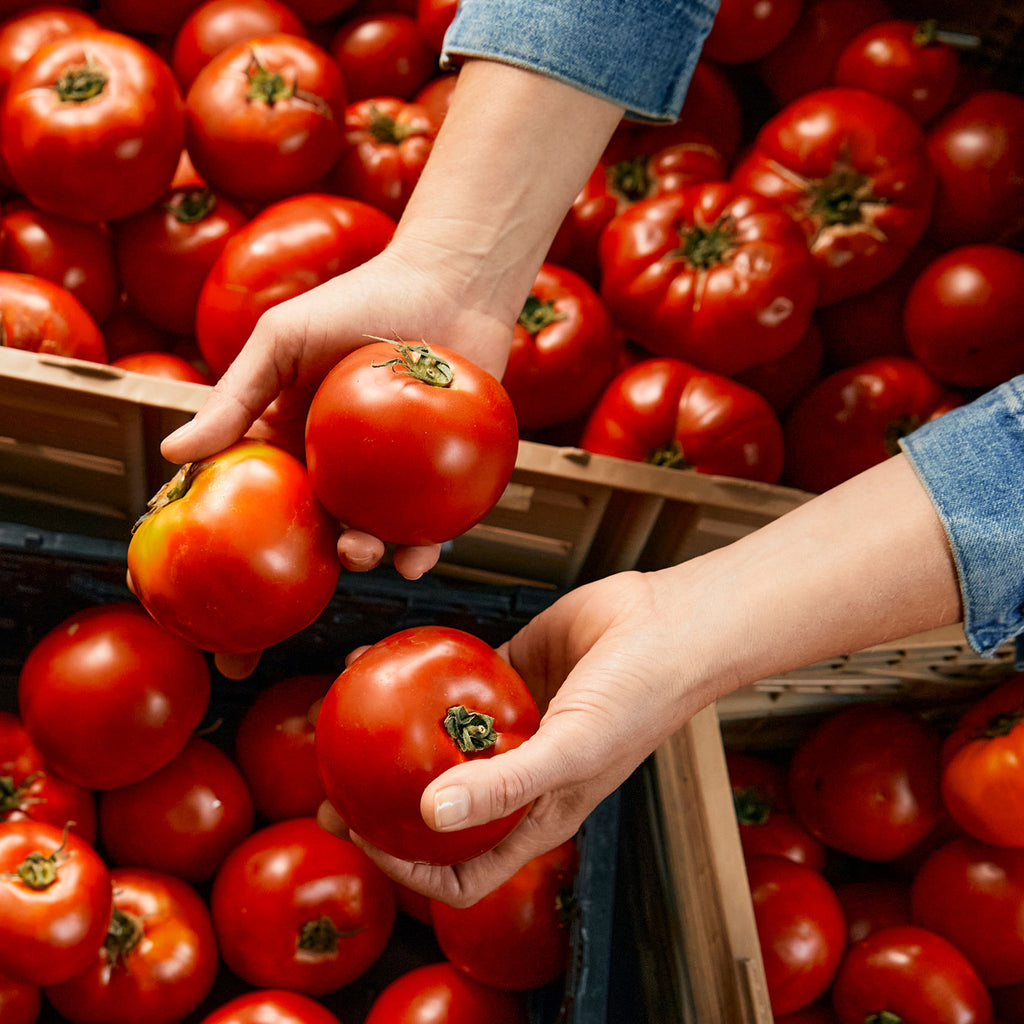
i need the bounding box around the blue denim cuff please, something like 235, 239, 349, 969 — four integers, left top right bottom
441, 0, 718, 123
900, 375, 1024, 657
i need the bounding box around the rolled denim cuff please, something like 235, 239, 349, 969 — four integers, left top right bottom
441, 0, 718, 123
900, 375, 1024, 657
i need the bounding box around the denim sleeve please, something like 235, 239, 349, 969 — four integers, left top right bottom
899, 375, 1024, 657
440, 0, 719, 123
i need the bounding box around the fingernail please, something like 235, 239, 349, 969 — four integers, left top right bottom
433, 786, 470, 829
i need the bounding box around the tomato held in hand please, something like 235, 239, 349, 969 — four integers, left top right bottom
305, 339, 518, 546
128, 440, 341, 656
315, 625, 540, 865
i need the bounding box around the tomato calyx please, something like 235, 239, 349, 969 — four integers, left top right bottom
732, 785, 773, 826
244, 50, 332, 117
645, 441, 693, 471
670, 214, 738, 269
11, 823, 73, 890
167, 188, 218, 224
608, 155, 652, 203
296, 913, 364, 956
805, 150, 891, 232
370, 338, 454, 387
365, 103, 430, 145
444, 705, 498, 753
0, 771, 43, 816
132, 458, 211, 532
912, 18, 941, 47
54, 60, 108, 103
976, 707, 1024, 740
866, 1012, 904, 1024
518, 293, 567, 336
102, 906, 144, 967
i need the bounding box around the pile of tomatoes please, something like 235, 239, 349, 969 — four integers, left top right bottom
727, 677, 1024, 1023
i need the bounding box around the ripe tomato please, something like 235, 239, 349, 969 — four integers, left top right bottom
0, 971, 40, 1024
326, 97, 438, 220
732, 87, 936, 306
44, 867, 219, 1024
305, 339, 518, 546
782, 355, 960, 494
0, 30, 186, 223
0, 710, 96, 845
599, 183, 818, 375
925, 90, 1024, 248
0, 270, 106, 363
171, 0, 308, 91
198, 989, 343, 1024
234, 674, 332, 822
701, 0, 802, 65
903, 245, 1024, 389
210, 817, 396, 995
195, 193, 394, 379
114, 186, 248, 337
429, 840, 578, 991
364, 961, 529, 1024
415, 0, 457, 54
185, 34, 348, 204
99, 0, 201, 36
413, 69, 456, 125
101, 305, 177, 361
315, 625, 540, 865
834, 877, 912, 945
0, 820, 112, 987
329, 13, 436, 101
0, 5, 99, 97
579, 357, 785, 484
830, 924, 994, 1024
111, 351, 210, 384
18, 601, 210, 791
787, 705, 945, 861
128, 439, 341, 656
745, 854, 846, 1016
99, 736, 255, 884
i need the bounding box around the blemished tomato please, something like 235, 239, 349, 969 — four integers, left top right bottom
99, 736, 255, 884
830, 925, 994, 1024
210, 817, 396, 995
731, 87, 936, 306
17, 601, 210, 791
364, 961, 529, 1024
114, 186, 248, 338
185, 34, 348, 204
112, 351, 210, 384
782, 355, 960, 494
599, 182, 818, 375
0, 971, 40, 1024
925, 90, 1024, 248
429, 840, 578, 992
305, 339, 518, 546
0, 5, 99, 97
579, 357, 786, 484
198, 989, 344, 1024
0, 820, 113, 987
329, 13, 436, 101
128, 439, 341, 656
745, 854, 846, 1016
0, 30, 186, 223
0, 710, 96, 845
195, 193, 395, 380
315, 625, 540, 865
911, 836, 1024, 987
787, 705, 945, 861
0, 270, 106, 363
701, 0, 802, 65
903, 245, 1024, 390
234, 674, 332, 823
834, 876, 912, 945
43, 867, 219, 1024
171, 0, 308, 92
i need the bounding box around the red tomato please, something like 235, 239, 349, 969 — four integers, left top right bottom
315, 625, 540, 865
99, 0, 201, 36
99, 736, 255, 884
329, 13, 436, 101
0, 270, 106, 363
210, 817, 396, 995
782, 355, 959, 494
112, 351, 210, 383
44, 867, 219, 1024
732, 87, 936, 306
195, 193, 394, 379
128, 439, 341, 656
830, 924, 994, 1024
599, 183, 818, 375
834, 876, 912, 945
0, 972, 40, 1024
775, 1005, 840, 1024
702, 0, 802, 65
733, 319, 825, 418
326, 96, 438, 220
580, 357, 786, 484
0, 204, 118, 324
745, 854, 846, 1016
833, 19, 960, 124
198, 989, 343, 1024
787, 705, 945, 861
114, 186, 248, 337
101, 304, 177, 361
903, 245, 1024, 389
0, 30, 186, 223
0, 5, 99, 97
911, 836, 1024, 987
393, 881, 432, 926
304, 339, 518, 546
17, 601, 210, 791
413, 69, 456, 124
171, 0, 308, 91
0, 820, 112, 987
282, 0, 359, 22
185, 34, 348, 204
234, 674, 332, 822
364, 961, 528, 1024
415, 0, 457, 54
0, 710, 96, 845
429, 840, 578, 991
925, 90, 1024, 248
